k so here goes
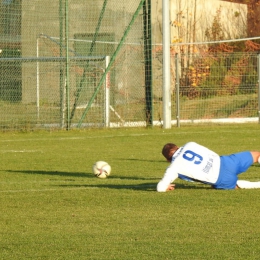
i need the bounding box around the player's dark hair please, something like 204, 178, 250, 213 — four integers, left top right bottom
162, 143, 178, 161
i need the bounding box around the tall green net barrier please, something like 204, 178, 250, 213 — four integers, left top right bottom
0, 0, 151, 131
1, 0, 260, 131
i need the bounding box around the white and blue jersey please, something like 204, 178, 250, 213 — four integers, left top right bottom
157, 142, 253, 191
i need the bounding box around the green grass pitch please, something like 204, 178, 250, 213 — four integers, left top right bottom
0, 124, 260, 259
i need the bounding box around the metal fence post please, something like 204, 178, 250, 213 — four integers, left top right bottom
105, 56, 110, 127
59, 0, 65, 129
143, 0, 153, 127
258, 53, 260, 124
162, 0, 171, 129
175, 53, 180, 128
65, 0, 70, 130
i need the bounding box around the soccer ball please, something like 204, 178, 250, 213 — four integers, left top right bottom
92, 161, 111, 178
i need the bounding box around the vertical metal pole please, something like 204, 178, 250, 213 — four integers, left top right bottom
257, 54, 260, 124
162, 0, 171, 129
143, 0, 153, 127
59, 0, 65, 128
36, 37, 40, 120
175, 53, 180, 127
105, 56, 110, 127
65, 0, 70, 130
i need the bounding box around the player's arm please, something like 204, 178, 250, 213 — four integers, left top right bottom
166, 184, 175, 191
157, 166, 178, 192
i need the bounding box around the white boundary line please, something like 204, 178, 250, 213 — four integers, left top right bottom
0, 150, 43, 153
0, 186, 97, 194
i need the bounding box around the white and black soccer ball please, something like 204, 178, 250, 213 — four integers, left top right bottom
92, 161, 111, 179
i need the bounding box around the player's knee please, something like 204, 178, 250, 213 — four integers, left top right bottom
250, 151, 260, 163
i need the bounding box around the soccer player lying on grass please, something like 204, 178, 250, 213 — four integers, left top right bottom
157, 142, 260, 192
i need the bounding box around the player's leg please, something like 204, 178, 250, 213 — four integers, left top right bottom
250, 151, 260, 163
214, 151, 260, 190
236, 151, 260, 189
236, 180, 260, 189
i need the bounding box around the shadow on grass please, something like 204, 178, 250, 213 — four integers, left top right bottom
4, 170, 211, 191
5, 170, 91, 178
4, 170, 158, 181
55, 182, 211, 191
56, 183, 157, 191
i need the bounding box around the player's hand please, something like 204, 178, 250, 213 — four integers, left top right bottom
167, 184, 175, 191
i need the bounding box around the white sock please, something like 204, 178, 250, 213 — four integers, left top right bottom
258, 156, 260, 164
237, 180, 260, 189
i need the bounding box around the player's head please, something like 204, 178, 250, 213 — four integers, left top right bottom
162, 143, 179, 162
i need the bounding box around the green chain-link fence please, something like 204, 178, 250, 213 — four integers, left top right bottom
0, 0, 151, 131
0, 0, 260, 131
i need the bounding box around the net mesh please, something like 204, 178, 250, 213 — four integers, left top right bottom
151, 0, 260, 126
1, 0, 260, 131
0, 0, 147, 131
